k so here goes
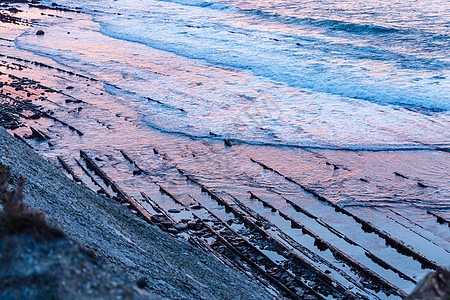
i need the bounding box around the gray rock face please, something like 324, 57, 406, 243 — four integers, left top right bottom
0, 222, 157, 300
406, 270, 450, 300
0, 161, 157, 299
0, 127, 272, 300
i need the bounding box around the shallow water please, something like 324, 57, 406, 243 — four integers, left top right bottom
16, 0, 450, 149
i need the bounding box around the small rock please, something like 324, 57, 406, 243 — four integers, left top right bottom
166, 228, 178, 234
168, 208, 181, 213
192, 229, 204, 236
150, 215, 164, 223
187, 220, 197, 227
8, 7, 20, 13
417, 181, 428, 188
187, 220, 201, 229
136, 277, 148, 289
36, 30, 45, 36
132, 169, 142, 175
160, 221, 173, 228
174, 223, 188, 230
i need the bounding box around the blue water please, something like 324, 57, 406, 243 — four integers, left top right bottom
20, 0, 450, 149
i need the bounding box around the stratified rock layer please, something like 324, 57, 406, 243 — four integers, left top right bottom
0, 127, 271, 300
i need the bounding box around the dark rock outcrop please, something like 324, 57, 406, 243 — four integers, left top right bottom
407, 270, 450, 300
0, 163, 158, 299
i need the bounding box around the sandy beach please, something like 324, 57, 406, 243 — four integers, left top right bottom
0, 0, 449, 299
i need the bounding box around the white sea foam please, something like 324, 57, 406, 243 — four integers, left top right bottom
20, 0, 450, 149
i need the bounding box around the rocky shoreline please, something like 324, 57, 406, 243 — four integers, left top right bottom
0, 0, 449, 298
0, 126, 272, 299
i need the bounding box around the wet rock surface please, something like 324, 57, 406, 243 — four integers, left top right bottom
0, 127, 272, 299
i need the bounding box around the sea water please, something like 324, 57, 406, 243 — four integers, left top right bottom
17, 0, 450, 150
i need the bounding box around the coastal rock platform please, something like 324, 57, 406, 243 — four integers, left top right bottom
0, 126, 272, 299
0, 1, 448, 299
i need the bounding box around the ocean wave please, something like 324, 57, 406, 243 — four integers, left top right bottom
242, 8, 404, 35
98, 21, 450, 112
27, 0, 450, 114
151, 0, 449, 40
141, 119, 448, 152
